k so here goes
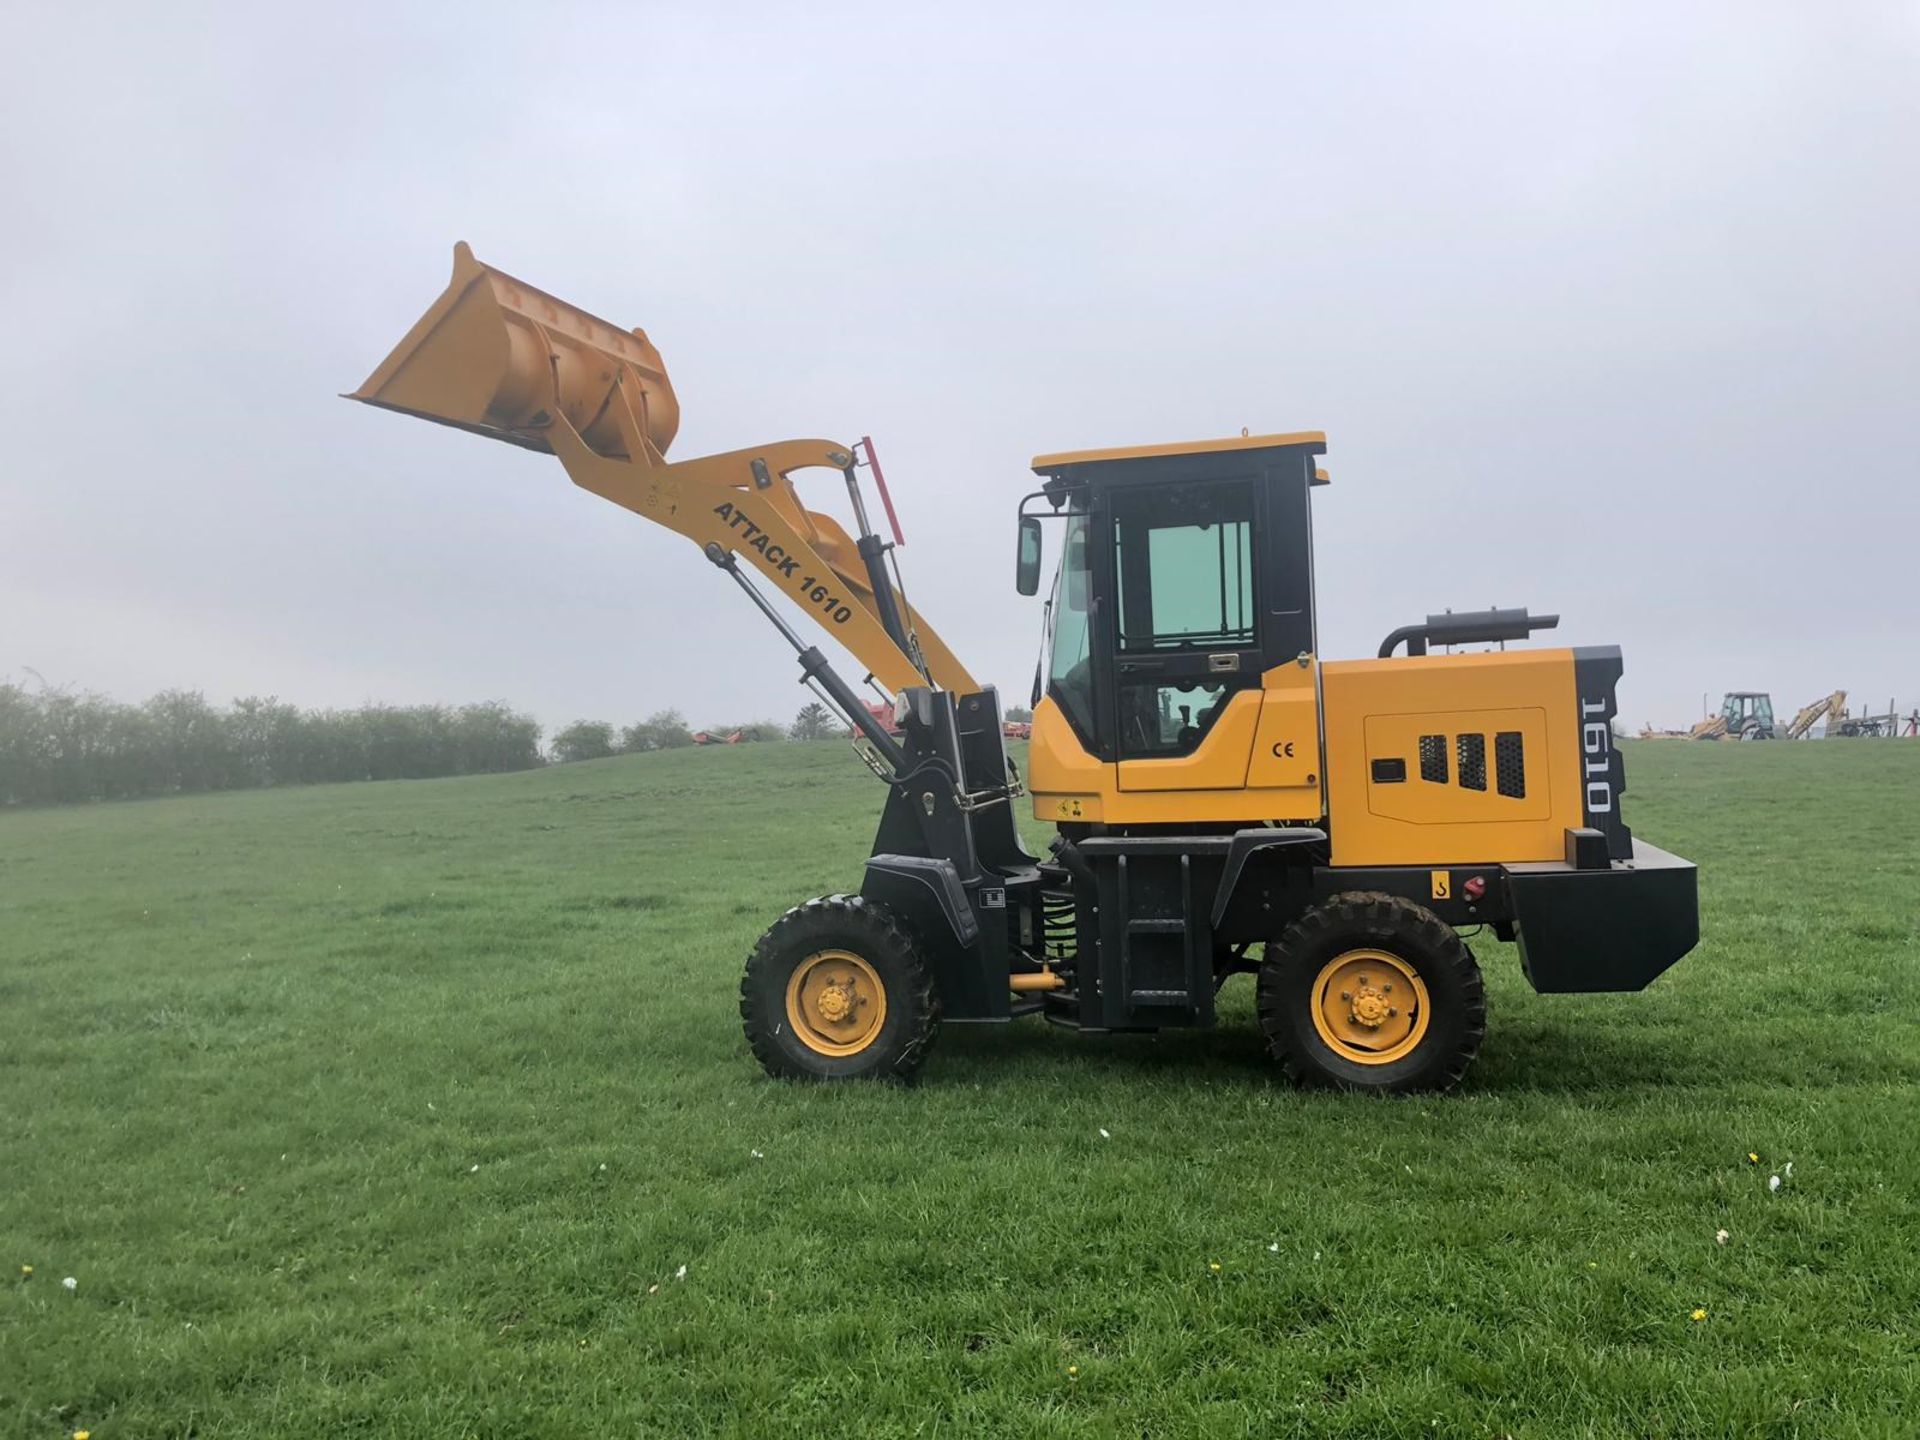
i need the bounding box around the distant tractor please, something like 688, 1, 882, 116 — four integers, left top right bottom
1722, 692, 1776, 739
1692, 692, 1776, 740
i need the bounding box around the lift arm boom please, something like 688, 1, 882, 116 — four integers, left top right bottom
347, 243, 975, 698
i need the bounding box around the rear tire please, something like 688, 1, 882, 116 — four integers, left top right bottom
1256, 892, 1485, 1094
740, 894, 940, 1081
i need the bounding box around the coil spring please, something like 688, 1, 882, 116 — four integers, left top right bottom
1042, 892, 1078, 964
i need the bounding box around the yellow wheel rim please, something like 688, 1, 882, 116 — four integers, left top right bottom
1309, 948, 1430, 1066
785, 949, 888, 1057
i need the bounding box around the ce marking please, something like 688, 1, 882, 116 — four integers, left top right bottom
1270, 741, 1296, 758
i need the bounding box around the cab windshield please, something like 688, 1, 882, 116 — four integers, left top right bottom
1046, 512, 1095, 742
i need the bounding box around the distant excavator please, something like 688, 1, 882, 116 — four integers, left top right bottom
1785, 691, 1848, 740
1760, 690, 1897, 740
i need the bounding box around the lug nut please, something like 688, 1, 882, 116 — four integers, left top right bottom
1340, 991, 1352, 1002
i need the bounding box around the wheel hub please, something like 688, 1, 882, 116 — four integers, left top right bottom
815, 981, 855, 1023
1349, 982, 1391, 1028
1310, 949, 1430, 1065
785, 950, 887, 1057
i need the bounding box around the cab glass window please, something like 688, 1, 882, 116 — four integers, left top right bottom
1118, 681, 1234, 757
1045, 513, 1096, 741
1113, 482, 1256, 653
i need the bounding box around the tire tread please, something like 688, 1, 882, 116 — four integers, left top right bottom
739, 893, 940, 1082
1255, 891, 1485, 1094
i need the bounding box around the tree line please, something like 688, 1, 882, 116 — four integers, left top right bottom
549, 701, 1032, 761
0, 684, 543, 806
1, 686, 1033, 806
547, 704, 846, 762
0, 689, 868, 806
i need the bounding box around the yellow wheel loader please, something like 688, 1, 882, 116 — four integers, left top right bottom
351, 245, 1699, 1094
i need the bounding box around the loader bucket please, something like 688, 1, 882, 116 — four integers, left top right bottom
348, 242, 679, 462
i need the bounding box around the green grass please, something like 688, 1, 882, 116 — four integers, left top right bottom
3, 739, 1918, 1438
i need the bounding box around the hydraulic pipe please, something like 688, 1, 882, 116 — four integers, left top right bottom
843, 464, 913, 658
704, 543, 907, 769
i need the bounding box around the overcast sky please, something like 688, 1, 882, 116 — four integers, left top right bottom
4, 1, 1916, 735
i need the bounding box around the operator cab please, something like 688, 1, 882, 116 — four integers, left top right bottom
1718, 692, 1776, 740
1018, 433, 1328, 770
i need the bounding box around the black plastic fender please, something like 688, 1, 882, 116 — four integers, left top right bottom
862, 854, 977, 946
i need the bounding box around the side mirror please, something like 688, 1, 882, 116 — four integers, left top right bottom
1015, 514, 1044, 596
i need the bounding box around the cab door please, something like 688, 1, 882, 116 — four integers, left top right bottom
1108, 478, 1264, 791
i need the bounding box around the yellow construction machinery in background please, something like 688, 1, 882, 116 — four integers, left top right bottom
1787, 691, 1848, 740
350, 244, 1699, 1094
1689, 692, 1777, 740
1644, 689, 1901, 741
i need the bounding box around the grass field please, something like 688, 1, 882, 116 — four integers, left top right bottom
3, 738, 1918, 1437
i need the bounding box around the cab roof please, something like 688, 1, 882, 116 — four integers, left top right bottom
1031, 431, 1329, 483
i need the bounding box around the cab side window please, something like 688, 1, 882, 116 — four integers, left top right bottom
1117, 680, 1237, 757
1111, 482, 1259, 758
1114, 483, 1256, 653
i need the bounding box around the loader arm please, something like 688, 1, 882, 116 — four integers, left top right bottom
348, 243, 975, 698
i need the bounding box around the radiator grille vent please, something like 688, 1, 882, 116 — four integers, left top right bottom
1457, 733, 1487, 791
1495, 731, 1526, 798
1418, 733, 1449, 783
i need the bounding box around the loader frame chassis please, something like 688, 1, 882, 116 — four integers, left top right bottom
859, 685, 1698, 1034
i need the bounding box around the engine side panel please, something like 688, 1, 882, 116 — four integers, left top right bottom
1321, 650, 1585, 866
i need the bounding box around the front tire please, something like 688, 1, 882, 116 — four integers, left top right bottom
740, 895, 940, 1081
1256, 892, 1485, 1094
